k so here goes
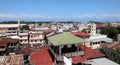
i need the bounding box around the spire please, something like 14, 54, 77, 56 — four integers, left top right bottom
18, 16, 20, 31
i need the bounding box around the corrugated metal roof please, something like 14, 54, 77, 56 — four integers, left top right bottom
0, 54, 23, 65
91, 58, 119, 65
48, 32, 86, 46
90, 38, 113, 42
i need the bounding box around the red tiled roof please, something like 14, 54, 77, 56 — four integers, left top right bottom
17, 44, 34, 54
44, 30, 57, 34
30, 48, 53, 65
44, 24, 51, 27
107, 43, 120, 50
72, 32, 90, 37
18, 44, 47, 54
72, 56, 85, 63
80, 44, 104, 59
96, 24, 107, 28
72, 44, 104, 63
0, 38, 19, 46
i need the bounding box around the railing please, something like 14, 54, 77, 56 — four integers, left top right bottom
50, 47, 84, 61
50, 47, 63, 61
0, 48, 6, 51
8, 46, 15, 48
7, 30, 17, 32
62, 51, 84, 57
56, 55, 63, 61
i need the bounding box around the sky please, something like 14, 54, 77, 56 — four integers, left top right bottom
0, 0, 120, 22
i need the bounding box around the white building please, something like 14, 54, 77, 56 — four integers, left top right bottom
117, 34, 120, 42
89, 23, 113, 49
78, 24, 88, 31
51, 25, 57, 30
82, 58, 119, 65
90, 34, 113, 49
19, 31, 44, 45
0, 17, 25, 37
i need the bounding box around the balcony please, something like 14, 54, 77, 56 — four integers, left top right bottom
56, 51, 84, 61
50, 47, 84, 61
62, 51, 84, 57
0, 48, 6, 51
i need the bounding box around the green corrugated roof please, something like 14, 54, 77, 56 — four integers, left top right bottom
48, 32, 85, 46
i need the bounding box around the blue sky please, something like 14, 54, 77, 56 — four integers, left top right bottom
0, 0, 120, 21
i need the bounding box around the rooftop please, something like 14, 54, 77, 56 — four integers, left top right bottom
72, 32, 90, 37
48, 32, 86, 46
106, 43, 120, 50
30, 48, 54, 65
82, 58, 119, 65
0, 24, 25, 28
17, 44, 49, 54
0, 38, 19, 46
72, 44, 105, 63
0, 54, 23, 65
96, 24, 107, 28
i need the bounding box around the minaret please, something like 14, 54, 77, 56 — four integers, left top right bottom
35, 22, 37, 30
90, 23, 96, 36
18, 16, 20, 32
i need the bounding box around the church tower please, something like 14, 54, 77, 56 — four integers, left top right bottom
90, 23, 96, 36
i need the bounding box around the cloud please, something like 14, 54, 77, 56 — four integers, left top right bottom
0, 14, 120, 21
0, 14, 17, 18
76, 14, 120, 19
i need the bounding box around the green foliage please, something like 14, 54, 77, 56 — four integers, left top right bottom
21, 25, 29, 30
100, 27, 120, 41
114, 48, 120, 64
0, 21, 18, 24
88, 20, 103, 24
108, 22, 111, 27
100, 48, 120, 64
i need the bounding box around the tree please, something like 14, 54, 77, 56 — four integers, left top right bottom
21, 25, 29, 30
100, 27, 119, 41
115, 48, 120, 64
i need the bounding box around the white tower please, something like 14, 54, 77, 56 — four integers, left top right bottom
118, 34, 120, 42
90, 23, 96, 36
18, 16, 20, 31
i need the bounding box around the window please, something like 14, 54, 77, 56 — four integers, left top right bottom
11, 43, 14, 46
35, 40, 37, 42
20, 40, 22, 42
92, 29, 93, 31
0, 46, 4, 48
40, 40, 42, 42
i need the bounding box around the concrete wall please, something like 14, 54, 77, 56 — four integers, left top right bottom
0, 28, 8, 33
